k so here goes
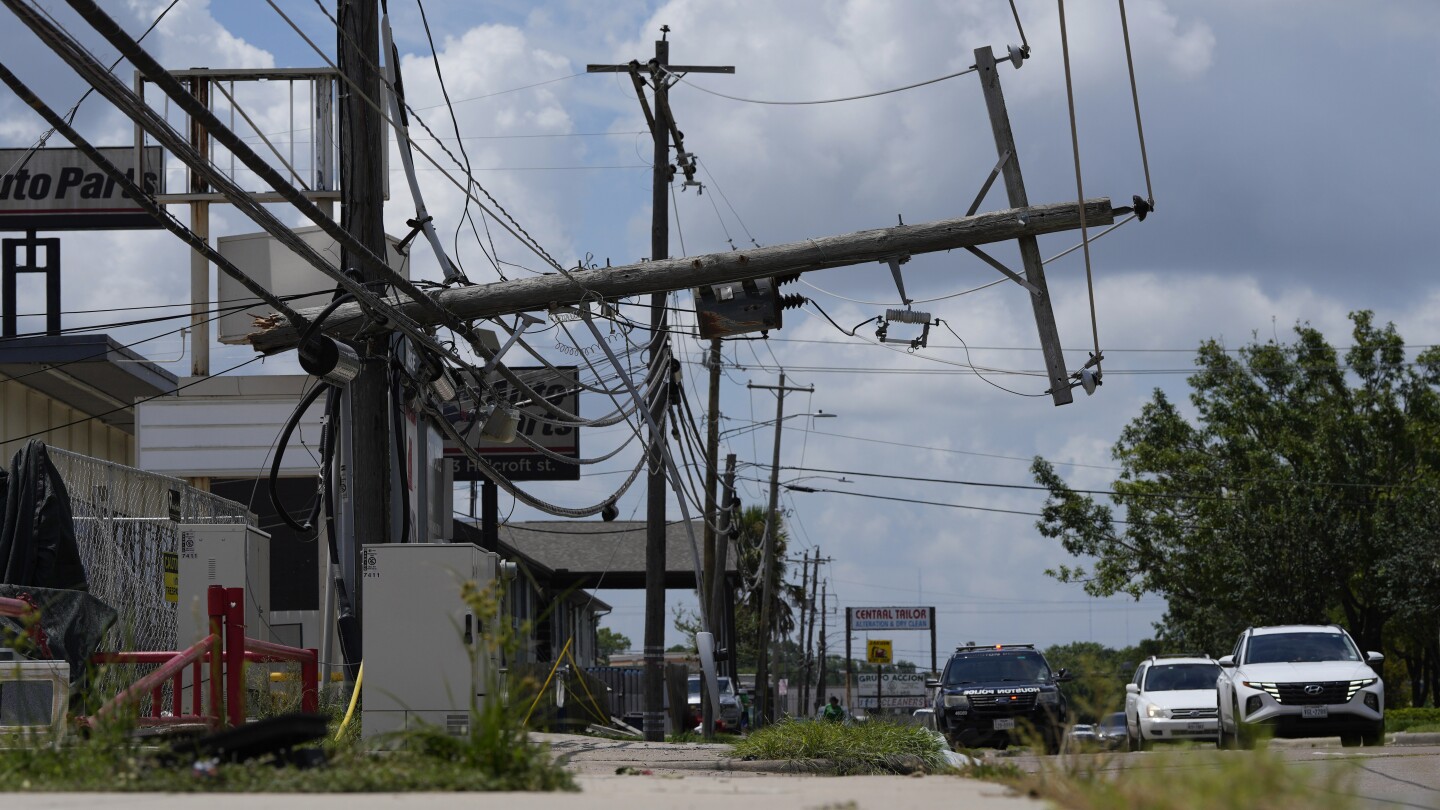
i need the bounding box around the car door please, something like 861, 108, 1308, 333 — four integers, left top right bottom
1126, 662, 1148, 737
1218, 632, 1245, 729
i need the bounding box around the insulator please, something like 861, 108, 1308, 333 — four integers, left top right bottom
886, 308, 932, 325
774, 273, 800, 285
780, 293, 807, 310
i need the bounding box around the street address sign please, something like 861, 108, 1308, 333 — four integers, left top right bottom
442, 365, 581, 482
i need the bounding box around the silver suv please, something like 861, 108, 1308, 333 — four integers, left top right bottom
1216, 625, 1384, 748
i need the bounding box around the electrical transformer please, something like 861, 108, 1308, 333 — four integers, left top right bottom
361, 543, 503, 740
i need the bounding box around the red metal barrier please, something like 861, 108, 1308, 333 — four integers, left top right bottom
219, 586, 319, 726
0, 595, 31, 618
83, 585, 320, 729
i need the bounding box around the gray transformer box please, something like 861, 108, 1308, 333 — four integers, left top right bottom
361, 543, 501, 740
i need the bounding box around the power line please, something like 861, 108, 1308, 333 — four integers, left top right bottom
663, 64, 977, 106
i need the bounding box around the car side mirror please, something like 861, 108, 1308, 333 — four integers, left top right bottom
1125, 683, 1139, 694
1217, 655, 1235, 668
1367, 651, 1384, 664
925, 678, 940, 690
1055, 668, 1075, 683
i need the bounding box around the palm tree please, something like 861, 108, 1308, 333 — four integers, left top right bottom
732, 505, 804, 667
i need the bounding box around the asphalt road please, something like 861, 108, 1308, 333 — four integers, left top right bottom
1002, 741, 1440, 810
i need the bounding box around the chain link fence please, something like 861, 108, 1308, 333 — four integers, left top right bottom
49, 447, 253, 656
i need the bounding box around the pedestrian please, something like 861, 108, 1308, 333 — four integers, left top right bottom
821, 695, 845, 723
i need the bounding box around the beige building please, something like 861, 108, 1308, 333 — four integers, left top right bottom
0, 334, 175, 466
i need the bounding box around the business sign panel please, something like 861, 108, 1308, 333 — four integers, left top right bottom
855, 696, 927, 710
866, 640, 893, 665
856, 672, 928, 696
443, 366, 580, 482
0, 147, 164, 231
849, 606, 933, 631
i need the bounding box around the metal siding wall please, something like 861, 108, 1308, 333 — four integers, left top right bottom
0, 379, 132, 465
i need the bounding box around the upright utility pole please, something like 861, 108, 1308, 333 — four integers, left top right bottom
588, 29, 733, 744
749, 373, 813, 724
338, 0, 391, 627
699, 339, 723, 737
802, 550, 823, 713
796, 548, 812, 713
816, 580, 828, 713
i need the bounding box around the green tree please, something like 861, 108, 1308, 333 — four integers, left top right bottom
732, 505, 804, 669
1033, 312, 1440, 696
596, 627, 631, 662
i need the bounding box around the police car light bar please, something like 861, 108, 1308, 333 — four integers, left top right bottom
954, 643, 1036, 652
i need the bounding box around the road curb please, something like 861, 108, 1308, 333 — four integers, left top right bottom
1391, 732, 1440, 747
1269, 732, 1440, 749
634, 754, 937, 775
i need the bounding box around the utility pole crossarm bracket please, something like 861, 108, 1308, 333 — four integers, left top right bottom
964, 246, 1040, 296
966, 149, 1012, 217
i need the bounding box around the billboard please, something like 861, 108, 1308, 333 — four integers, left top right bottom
856, 672, 928, 696
443, 366, 580, 482
0, 147, 164, 231
849, 606, 933, 631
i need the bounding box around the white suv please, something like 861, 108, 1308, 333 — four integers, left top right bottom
1216, 625, 1385, 748
1125, 655, 1222, 750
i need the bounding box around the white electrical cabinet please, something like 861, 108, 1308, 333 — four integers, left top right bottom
176, 523, 273, 646
361, 543, 501, 740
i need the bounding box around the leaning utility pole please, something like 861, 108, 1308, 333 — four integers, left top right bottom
750, 373, 813, 724
587, 28, 733, 743
338, 0, 391, 627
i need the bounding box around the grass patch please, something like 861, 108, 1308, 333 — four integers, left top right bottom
730, 719, 949, 775
1387, 707, 1440, 734
975, 745, 1357, 810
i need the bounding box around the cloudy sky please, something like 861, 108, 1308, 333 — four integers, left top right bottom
2, 0, 1438, 664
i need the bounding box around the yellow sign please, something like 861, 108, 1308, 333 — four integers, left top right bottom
867, 639, 892, 665
163, 552, 179, 603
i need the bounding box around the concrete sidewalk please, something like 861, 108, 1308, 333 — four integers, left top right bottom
3, 733, 1050, 809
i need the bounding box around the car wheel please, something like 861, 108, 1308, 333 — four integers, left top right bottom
1127, 730, 1140, 753
1216, 722, 1230, 750
1340, 734, 1361, 748
1136, 732, 1151, 752
1362, 720, 1386, 747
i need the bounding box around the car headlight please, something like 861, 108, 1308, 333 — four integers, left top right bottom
1038, 691, 1059, 705
1242, 681, 1280, 699
944, 694, 969, 709
1145, 705, 1169, 719
1347, 679, 1377, 700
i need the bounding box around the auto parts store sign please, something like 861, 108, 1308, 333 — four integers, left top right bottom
850, 606, 932, 631
0, 147, 163, 231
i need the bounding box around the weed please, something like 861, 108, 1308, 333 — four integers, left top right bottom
731, 718, 949, 774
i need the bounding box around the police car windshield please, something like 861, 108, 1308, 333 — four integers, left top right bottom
1144, 663, 1220, 691
944, 653, 1051, 684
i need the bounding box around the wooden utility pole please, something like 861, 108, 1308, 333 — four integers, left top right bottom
802, 550, 823, 713
699, 337, 722, 735
816, 580, 828, 713
338, 0, 391, 628
975, 46, 1072, 406
588, 29, 732, 744
246, 199, 1114, 354
711, 453, 736, 674
750, 373, 813, 724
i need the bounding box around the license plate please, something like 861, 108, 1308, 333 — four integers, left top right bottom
1302, 706, 1328, 719
993, 718, 1016, 730
1186, 722, 1205, 731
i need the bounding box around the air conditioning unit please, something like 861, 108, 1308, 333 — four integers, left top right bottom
361, 543, 502, 741
0, 650, 69, 740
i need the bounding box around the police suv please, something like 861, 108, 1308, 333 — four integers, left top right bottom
928, 643, 1073, 753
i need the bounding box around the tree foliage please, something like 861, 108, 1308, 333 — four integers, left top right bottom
596, 627, 631, 661
1033, 313, 1440, 704
732, 505, 805, 669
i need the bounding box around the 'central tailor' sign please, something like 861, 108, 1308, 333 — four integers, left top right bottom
849, 606, 933, 631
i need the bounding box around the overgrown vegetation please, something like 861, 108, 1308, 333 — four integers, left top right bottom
988, 746, 1358, 810
0, 579, 574, 793
731, 718, 948, 774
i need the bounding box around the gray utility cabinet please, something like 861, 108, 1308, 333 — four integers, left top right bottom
176, 523, 273, 709
361, 543, 501, 740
